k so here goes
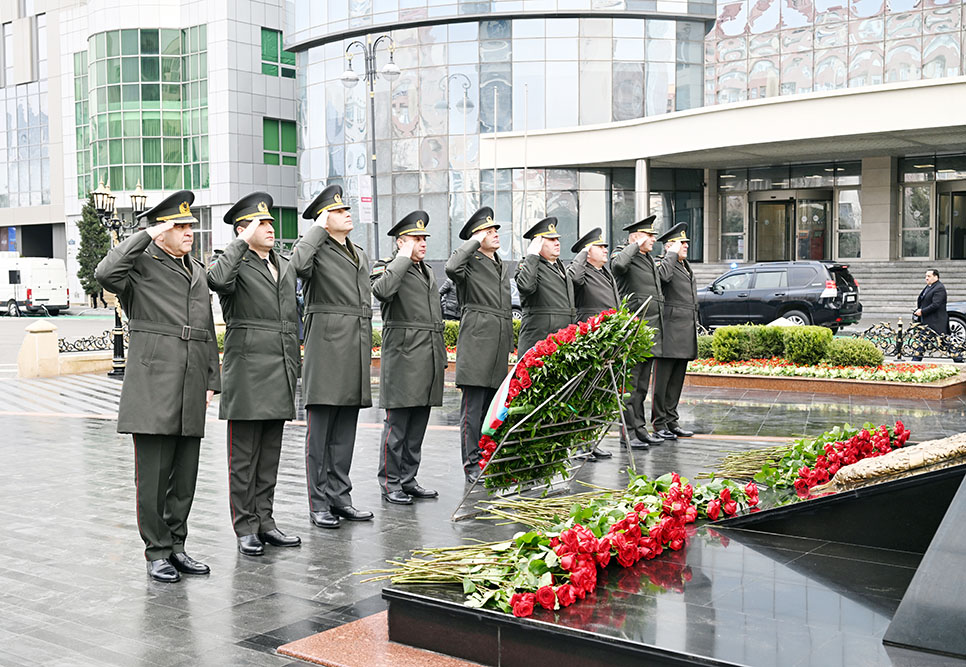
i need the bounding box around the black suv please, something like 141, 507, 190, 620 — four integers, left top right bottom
698, 261, 861, 331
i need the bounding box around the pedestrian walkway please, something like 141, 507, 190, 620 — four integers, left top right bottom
0, 375, 962, 665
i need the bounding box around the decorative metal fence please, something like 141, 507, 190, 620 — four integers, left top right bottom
853, 320, 965, 361
59, 326, 129, 353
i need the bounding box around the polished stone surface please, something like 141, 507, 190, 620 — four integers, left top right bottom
2, 374, 966, 665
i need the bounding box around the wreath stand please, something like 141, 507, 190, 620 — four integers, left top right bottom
451, 301, 651, 521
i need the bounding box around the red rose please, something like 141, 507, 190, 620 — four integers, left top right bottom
744, 481, 759, 499
560, 554, 576, 571
511, 592, 535, 618
556, 584, 577, 607
560, 529, 579, 552
719, 487, 732, 503
535, 585, 556, 610
685, 506, 698, 523
723, 500, 738, 516
669, 538, 685, 551
578, 321, 589, 335
706, 499, 721, 520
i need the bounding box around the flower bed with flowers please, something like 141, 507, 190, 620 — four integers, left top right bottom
687, 357, 959, 383
475, 306, 653, 491
359, 472, 758, 617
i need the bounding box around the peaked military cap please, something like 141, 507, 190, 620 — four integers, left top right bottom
224, 191, 275, 227
571, 227, 606, 253
523, 216, 560, 240
138, 189, 197, 226
458, 206, 499, 240
388, 210, 431, 237
622, 214, 658, 234
302, 184, 350, 220
657, 222, 689, 243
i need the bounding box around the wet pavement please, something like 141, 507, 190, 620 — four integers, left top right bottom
0, 374, 964, 665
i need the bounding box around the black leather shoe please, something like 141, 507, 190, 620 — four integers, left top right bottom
168, 552, 210, 575
403, 485, 439, 499
147, 559, 180, 583
238, 534, 265, 556
591, 447, 612, 459
331, 505, 374, 521
643, 431, 665, 445
259, 528, 301, 547
382, 490, 413, 505
628, 437, 649, 451
310, 511, 340, 529
670, 426, 694, 438
465, 470, 481, 484
656, 429, 678, 440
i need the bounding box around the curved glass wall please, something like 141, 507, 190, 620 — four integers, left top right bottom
298, 16, 708, 261
76, 26, 208, 199
708, 0, 966, 104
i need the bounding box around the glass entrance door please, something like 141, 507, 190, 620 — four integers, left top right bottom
796, 199, 830, 260
754, 201, 792, 261
938, 192, 966, 260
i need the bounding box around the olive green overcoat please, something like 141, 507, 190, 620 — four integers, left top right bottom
515, 254, 576, 354
95, 230, 221, 437
371, 252, 446, 408
207, 237, 300, 420
291, 226, 372, 407
657, 256, 698, 359
444, 239, 513, 388
567, 249, 620, 322
611, 243, 665, 357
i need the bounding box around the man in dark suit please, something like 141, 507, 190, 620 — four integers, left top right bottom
913, 268, 950, 361
652, 222, 698, 441
208, 192, 302, 557
95, 190, 221, 583
515, 216, 576, 355
371, 211, 446, 504
445, 207, 513, 483
291, 184, 374, 529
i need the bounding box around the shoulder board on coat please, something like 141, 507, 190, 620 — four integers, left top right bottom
370, 259, 389, 276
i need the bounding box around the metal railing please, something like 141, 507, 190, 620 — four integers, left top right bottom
59, 326, 129, 354
853, 320, 965, 361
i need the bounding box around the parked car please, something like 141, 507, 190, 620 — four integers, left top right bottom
698, 261, 861, 332
946, 303, 966, 345
439, 277, 523, 321
0, 255, 70, 317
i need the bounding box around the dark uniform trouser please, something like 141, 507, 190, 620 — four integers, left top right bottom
377, 406, 431, 495
652, 357, 689, 431
228, 419, 284, 537
132, 434, 201, 561
622, 358, 654, 437
305, 405, 359, 512
459, 385, 497, 475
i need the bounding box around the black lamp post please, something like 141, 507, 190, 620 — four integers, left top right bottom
340, 33, 400, 258
93, 180, 147, 379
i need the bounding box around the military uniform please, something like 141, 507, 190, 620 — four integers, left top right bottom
445, 207, 513, 481
652, 223, 698, 439
611, 215, 665, 447
291, 185, 373, 527
95, 190, 220, 582
371, 211, 446, 503
207, 192, 301, 555
516, 216, 576, 354
567, 227, 619, 322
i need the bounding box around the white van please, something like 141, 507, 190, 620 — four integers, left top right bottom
0, 254, 70, 316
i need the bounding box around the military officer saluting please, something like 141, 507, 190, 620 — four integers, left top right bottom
445, 207, 513, 484
516, 216, 576, 355
207, 192, 302, 556
653, 222, 698, 441
371, 211, 446, 504
95, 190, 220, 583
292, 184, 374, 528
611, 215, 665, 449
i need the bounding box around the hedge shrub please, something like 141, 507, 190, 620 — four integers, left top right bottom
712, 326, 747, 362
372, 327, 382, 348
697, 335, 714, 359
443, 320, 460, 347
782, 326, 832, 366
748, 326, 785, 359
824, 337, 884, 367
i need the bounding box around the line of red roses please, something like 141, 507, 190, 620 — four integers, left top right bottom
793, 420, 911, 496
705, 481, 760, 520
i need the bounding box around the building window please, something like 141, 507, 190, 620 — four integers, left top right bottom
836, 189, 861, 259
261, 28, 295, 78
721, 194, 745, 261
270, 207, 299, 251
263, 118, 296, 166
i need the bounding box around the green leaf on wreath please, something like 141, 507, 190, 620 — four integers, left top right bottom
463, 579, 477, 594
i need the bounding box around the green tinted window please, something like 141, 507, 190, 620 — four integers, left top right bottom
142, 111, 161, 136
109, 139, 122, 163
122, 85, 140, 109
143, 165, 162, 189
124, 139, 141, 162
261, 28, 278, 62
121, 57, 139, 82
281, 208, 298, 239
123, 112, 140, 136
163, 138, 182, 162
280, 120, 296, 153
108, 113, 122, 137
106, 31, 120, 57
160, 29, 180, 55
121, 29, 139, 55
107, 58, 121, 84
261, 62, 278, 76
140, 29, 159, 54
264, 152, 280, 165
163, 165, 182, 190
161, 57, 180, 82
263, 118, 279, 151
141, 57, 159, 81
281, 67, 296, 79
280, 49, 295, 67
107, 85, 121, 111
143, 138, 161, 163
125, 166, 141, 189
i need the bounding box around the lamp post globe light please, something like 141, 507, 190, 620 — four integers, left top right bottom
341, 33, 398, 257
93, 179, 147, 379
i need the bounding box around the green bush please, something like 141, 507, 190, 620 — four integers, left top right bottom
371, 327, 382, 348
697, 335, 714, 359
823, 338, 884, 367
443, 320, 460, 347
748, 326, 785, 359
513, 319, 521, 350
712, 326, 748, 362
217, 331, 225, 353
782, 326, 832, 366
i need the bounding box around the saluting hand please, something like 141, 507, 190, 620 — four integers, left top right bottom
399, 236, 417, 260
667, 240, 683, 257
526, 237, 543, 256
238, 219, 260, 247
314, 210, 330, 230
146, 220, 175, 239
471, 228, 488, 244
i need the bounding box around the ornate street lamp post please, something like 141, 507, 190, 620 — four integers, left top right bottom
340, 33, 400, 258
93, 180, 147, 379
